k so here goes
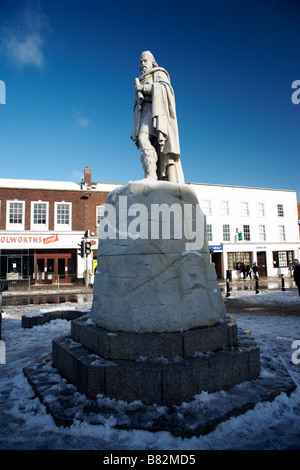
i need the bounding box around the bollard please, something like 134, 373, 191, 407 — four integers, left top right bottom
281, 274, 285, 291
255, 274, 259, 294
226, 278, 231, 297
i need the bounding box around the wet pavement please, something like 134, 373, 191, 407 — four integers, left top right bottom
1, 276, 297, 307
218, 275, 296, 294
2, 291, 93, 307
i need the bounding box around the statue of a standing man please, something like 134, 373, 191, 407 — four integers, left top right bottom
131, 51, 184, 183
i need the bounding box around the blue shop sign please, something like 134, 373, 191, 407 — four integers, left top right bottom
209, 245, 223, 253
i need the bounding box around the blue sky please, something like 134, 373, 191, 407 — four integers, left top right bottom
0, 0, 299, 198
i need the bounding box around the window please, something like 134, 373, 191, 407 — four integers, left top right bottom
227, 252, 252, 270
31, 202, 49, 231
257, 202, 265, 217
57, 204, 70, 225
6, 201, 25, 230
259, 225, 266, 242
241, 202, 249, 217
273, 251, 293, 268
207, 224, 212, 242
96, 205, 105, 225
223, 224, 230, 241
277, 204, 284, 217
243, 224, 250, 241
55, 202, 72, 231
202, 199, 212, 216
279, 225, 286, 241
221, 200, 229, 216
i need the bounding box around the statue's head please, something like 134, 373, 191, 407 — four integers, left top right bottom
139, 51, 158, 74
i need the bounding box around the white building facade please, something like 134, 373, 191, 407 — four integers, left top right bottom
0, 172, 298, 284
189, 183, 300, 279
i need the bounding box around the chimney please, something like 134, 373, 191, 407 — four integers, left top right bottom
84, 166, 91, 186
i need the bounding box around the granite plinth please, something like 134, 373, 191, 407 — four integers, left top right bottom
51, 314, 260, 406
71, 314, 238, 361
23, 350, 296, 437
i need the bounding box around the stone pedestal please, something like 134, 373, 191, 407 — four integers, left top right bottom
91, 180, 226, 333
47, 180, 261, 407
52, 314, 261, 406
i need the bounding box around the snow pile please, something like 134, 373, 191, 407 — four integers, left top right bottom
0, 289, 300, 450
228, 288, 300, 306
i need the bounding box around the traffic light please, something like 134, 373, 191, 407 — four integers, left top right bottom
210, 248, 214, 254
85, 241, 92, 255
78, 240, 84, 258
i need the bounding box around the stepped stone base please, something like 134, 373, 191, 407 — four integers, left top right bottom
24, 348, 296, 437
51, 314, 261, 406
71, 314, 238, 360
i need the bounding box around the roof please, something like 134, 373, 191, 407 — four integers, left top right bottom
0, 178, 81, 191
188, 182, 297, 193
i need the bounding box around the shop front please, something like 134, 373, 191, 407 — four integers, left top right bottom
35, 250, 76, 284
0, 232, 83, 285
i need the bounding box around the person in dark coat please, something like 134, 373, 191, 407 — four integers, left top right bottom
245, 263, 252, 279
252, 262, 259, 280
293, 259, 300, 296
240, 262, 246, 279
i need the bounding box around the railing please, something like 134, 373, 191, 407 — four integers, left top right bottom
0, 275, 86, 291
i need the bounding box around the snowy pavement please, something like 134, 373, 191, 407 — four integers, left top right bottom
0, 288, 300, 450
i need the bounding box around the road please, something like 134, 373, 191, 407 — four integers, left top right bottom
1, 275, 297, 308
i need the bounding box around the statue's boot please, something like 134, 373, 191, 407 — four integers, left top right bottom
166, 161, 177, 182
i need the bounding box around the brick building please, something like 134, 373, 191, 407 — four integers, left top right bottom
0, 166, 299, 284
0, 167, 118, 286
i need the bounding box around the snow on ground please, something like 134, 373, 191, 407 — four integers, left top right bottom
0, 288, 300, 450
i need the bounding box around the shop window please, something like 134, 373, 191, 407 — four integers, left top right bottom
227, 252, 252, 270
54, 202, 72, 231
6, 201, 25, 231
1, 250, 34, 280
273, 251, 293, 268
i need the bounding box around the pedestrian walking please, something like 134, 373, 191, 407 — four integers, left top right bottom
293, 259, 300, 296
89, 271, 95, 289
246, 263, 252, 279
240, 262, 246, 279
236, 261, 242, 278
252, 262, 259, 280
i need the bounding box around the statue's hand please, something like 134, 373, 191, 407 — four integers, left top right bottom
134, 78, 143, 93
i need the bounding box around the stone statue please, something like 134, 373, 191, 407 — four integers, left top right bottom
131, 51, 184, 184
